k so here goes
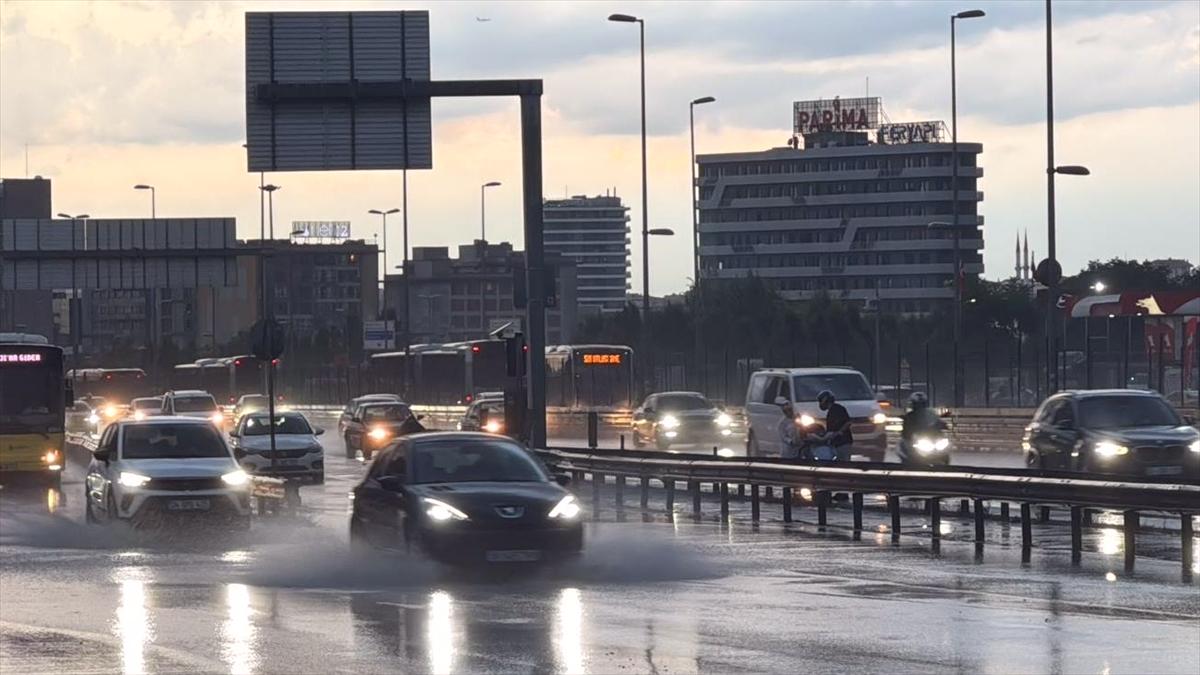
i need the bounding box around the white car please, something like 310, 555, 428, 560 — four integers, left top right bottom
160, 390, 225, 426
744, 367, 888, 461
84, 417, 252, 528
230, 412, 325, 484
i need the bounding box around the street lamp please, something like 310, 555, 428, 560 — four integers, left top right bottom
689, 96, 715, 290
1091, 281, 1107, 293
947, 7, 985, 408
133, 184, 156, 218
259, 184, 281, 239
369, 208, 401, 271
608, 12, 650, 319
1053, 165, 1090, 176
480, 181, 501, 242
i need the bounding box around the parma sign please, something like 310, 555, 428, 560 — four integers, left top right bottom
793, 97, 882, 134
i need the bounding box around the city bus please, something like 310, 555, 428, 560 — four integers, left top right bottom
67, 367, 149, 405
545, 344, 636, 411
0, 334, 70, 485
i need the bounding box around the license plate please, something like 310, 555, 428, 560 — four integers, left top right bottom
1145, 465, 1183, 476
167, 498, 211, 511
485, 550, 541, 563
276, 459, 298, 466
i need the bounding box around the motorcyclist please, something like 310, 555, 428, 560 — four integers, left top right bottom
775, 397, 802, 459
816, 390, 853, 461
899, 392, 946, 463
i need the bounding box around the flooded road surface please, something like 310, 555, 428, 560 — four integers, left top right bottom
2, 438, 1197, 674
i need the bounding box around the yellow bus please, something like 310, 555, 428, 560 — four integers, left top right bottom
0, 334, 70, 485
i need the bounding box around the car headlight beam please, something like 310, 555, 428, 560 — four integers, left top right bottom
659, 415, 681, 430
368, 426, 390, 441
221, 470, 251, 487
118, 472, 152, 488
872, 412, 888, 425
424, 497, 469, 522
1189, 440, 1199, 454
1094, 441, 1129, 458
798, 414, 816, 428
548, 494, 581, 519
715, 413, 732, 427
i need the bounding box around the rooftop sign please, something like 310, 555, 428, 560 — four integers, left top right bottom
793, 97, 881, 134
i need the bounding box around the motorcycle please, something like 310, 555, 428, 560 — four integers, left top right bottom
898, 432, 952, 467
794, 418, 839, 462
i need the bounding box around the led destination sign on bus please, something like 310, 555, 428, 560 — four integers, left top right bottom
582, 354, 622, 365
0, 353, 44, 364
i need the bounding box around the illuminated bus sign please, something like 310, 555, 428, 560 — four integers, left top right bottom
0, 353, 43, 364
582, 353, 622, 365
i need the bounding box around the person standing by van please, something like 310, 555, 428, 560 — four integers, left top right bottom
817, 390, 853, 461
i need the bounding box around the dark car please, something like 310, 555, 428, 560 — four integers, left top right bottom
1022, 390, 1200, 478
349, 433, 583, 564
342, 401, 418, 460
458, 399, 505, 434
338, 394, 404, 436
631, 391, 735, 452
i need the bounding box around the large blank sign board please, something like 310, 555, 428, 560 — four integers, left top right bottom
245, 11, 432, 172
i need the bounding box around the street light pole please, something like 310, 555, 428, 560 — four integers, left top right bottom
369, 208, 400, 279
260, 185, 281, 239
133, 184, 156, 218
689, 96, 715, 290
608, 13, 648, 318
58, 212, 89, 379
480, 181, 501, 242
949, 8, 985, 408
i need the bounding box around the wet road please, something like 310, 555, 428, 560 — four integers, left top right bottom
1, 427, 1197, 674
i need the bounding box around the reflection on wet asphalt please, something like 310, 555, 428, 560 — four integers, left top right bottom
1, 427, 1198, 674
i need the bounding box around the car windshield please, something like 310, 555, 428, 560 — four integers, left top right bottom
121, 423, 229, 459
654, 394, 712, 411
132, 398, 161, 410
363, 404, 411, 423
793, 373, 875, 402
1079, 396, 1181, 429
411, 439, 548, 484
241, 414, 313, 436
173, 396, 217, 412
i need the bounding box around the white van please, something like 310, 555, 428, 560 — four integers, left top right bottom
744, 367, 887, 461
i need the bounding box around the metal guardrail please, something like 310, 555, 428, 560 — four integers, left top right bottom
535, 446, 1199, 582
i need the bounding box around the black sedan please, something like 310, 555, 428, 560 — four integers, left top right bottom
631, 391, 736, 453
349, 432, 583, 564
1022, 390, 1200, 478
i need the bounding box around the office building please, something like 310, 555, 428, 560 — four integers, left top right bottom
543, 195, 630, 313
384, 240, 577, 344
0, 177, 52, 219
696, 97, 984, 314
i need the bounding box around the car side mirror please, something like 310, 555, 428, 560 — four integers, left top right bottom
417, 414, 425, 421
229, 431, 240, 439
314, 427, 325, 436
92, 448, 111, 462
233, 448, 247, 460
554, 473, 571, 487
377, 475, 405, 492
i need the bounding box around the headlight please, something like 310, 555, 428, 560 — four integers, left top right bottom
717, 448, 736, 458
916, 437, 950, 453
87, 413, 100, 425
210, 413, 224, 425
798, 414, 816, 428
872, 412, 888, 425
368, 426, 390, 441
424, 497, 469, 522
221, 470, 250, 487
132, 411, 146, 421
659, 415, 681, 430
1094, 441, 1129, 458
934, 438, 950, 451
548, 494, 580, 519
484, 420, 503, 433
118, 472, 152, 488
42, 449, 61, 464
715, 413, 732, 427
1189, 440, 1199, 454
104, 405, 119, 419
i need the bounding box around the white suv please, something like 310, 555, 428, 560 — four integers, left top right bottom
84, 417, 252, 528
744, 367, 888, 461
161, 390, 224, 426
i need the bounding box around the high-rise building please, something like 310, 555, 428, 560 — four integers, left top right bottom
696, 97, 984, 314
542, 195, 630, 314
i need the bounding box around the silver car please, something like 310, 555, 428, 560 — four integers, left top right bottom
230, 412, 325, 484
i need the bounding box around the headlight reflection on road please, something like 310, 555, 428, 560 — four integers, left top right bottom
1098, 528, 1123, 556
555, 588, 585, 674
116, 579, 152, 675
427, 590, 455, 675
222, 583, 257, 675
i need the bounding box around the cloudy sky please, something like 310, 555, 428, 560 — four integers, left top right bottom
1, 0, 1198, 293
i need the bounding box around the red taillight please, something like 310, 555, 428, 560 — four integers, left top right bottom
234, 359, 243, 366
271, 358, 280, 365
471, 345, 481, 353
464, 394, 474, 403
105, 374, 112, 380
229, 397, 236, 403
522, 345, 528, 352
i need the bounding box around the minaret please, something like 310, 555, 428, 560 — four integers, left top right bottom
1023, 230, 1030, 280
1015, 235, 1021, 279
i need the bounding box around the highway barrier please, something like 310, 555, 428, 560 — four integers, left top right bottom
535, 446, 1200, 582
